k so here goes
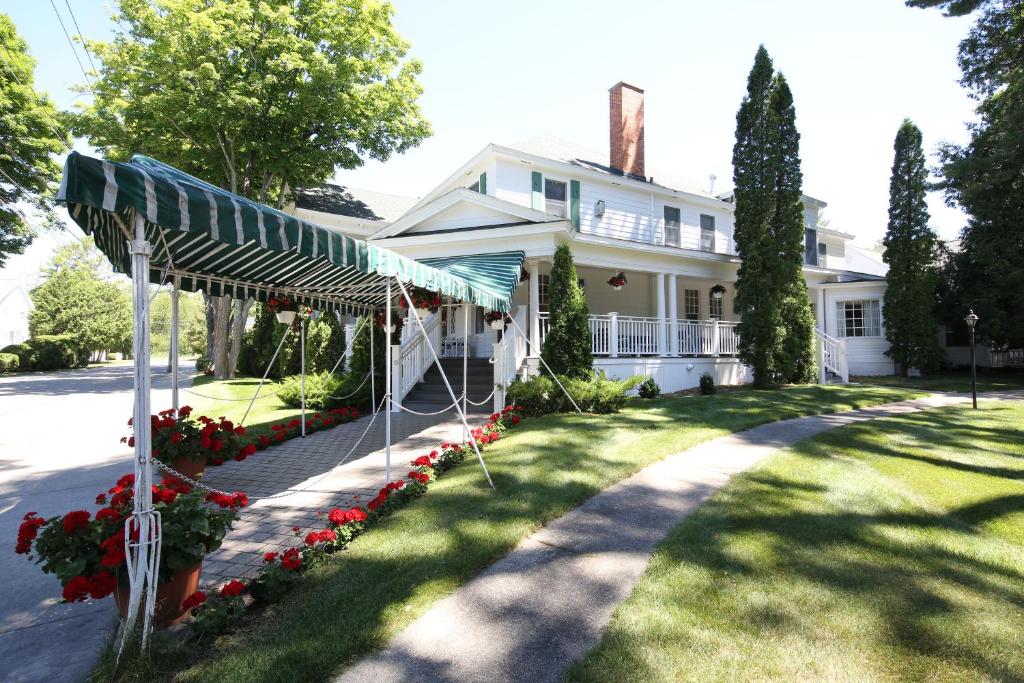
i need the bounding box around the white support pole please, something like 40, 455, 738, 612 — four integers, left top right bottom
385, 281, 392, 484
170, 274, 180, 413
668, 274, 678, 357
120, 209, 159, 654
370, 315, 377, 413
241, 327, 292, 425
397, 281, 495, 489
300, 317, 306, 437
462, 302, 469, 440
528, 260, 540, 356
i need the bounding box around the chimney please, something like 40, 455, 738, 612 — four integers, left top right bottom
609, 82, 645, 178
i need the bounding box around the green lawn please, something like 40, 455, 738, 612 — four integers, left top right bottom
853, 370, 1024, 393
147, 385, 923, 682
183, 374, 299, 430
567, 399, 1024, 682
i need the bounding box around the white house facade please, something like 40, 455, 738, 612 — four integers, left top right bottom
290, 82, 894, 403
0, 281, 32, 348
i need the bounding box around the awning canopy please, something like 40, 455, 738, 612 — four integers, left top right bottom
58, 152, 524, 313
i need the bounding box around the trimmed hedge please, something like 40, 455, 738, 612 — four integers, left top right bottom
506, 371, 642, 416
0, 335, 88, 371
0, 352, 19, 373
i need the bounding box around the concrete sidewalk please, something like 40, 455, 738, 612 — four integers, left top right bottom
337, 393, 1017, 683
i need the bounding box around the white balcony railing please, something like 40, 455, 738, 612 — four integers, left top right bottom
538, 313, 740, 358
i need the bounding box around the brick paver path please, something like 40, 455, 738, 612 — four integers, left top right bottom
200, 410, 472, 586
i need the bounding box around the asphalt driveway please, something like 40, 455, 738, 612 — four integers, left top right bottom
0, 362, 180, 683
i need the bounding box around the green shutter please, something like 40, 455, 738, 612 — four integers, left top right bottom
479, 172, 487, 195
570, 179, 581, 230
531, 171, 543, 210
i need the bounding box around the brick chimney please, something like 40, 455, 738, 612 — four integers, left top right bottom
609, 82, 645, 178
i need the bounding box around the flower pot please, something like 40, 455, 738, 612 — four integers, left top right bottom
612, 285, 623, 291
386, 323, 397, 333
168, 455, 205, 486
276, 310, 297, 325
489, 319, 505, 331
114, 563, 202, 629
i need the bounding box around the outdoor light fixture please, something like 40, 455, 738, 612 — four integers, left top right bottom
965, 309, 979, 409
594, 199, 606, 217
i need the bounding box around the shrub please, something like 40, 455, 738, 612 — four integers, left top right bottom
195, 355, 212, 372
508, 372, 641, 415
278, 371, 344, 410
0, 352, 19, 373
700, 371, 716, 395
638, 376, 660, 399
325, 370, 376, 412
2, 335, 88, 371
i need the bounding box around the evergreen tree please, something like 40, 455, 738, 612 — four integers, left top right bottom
771, 75, 817, 384
541, 243, 592, 379
350, 315, 385, 394
732, 46, 783, 387
307, 311, 346, 374
882, 120, 945, 374
239, 304, 286, 378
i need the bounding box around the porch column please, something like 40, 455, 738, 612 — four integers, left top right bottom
817, 287, 827, 333
667, 274, 678, 356
528, 259, 540, 356
609, 311, 619, 358
655, 272, 667, 357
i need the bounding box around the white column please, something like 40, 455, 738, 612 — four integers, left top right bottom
655, 272, 667, 357
528, 259, 540, 356
462, 302, 469, 440
667, 274, 678, 357
300, 317, 306, 437
609, 311, 619, 358
170, 275, 180, 412
385, 280, 392, 483
390, 344, 401, 413
369, 316, 376, 411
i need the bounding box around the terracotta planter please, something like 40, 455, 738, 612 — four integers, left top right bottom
168, 455, 205, 486
114, 563, 202, 628
276, 310, 297, 325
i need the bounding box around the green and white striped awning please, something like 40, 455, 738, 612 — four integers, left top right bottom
57, 152, 524, 313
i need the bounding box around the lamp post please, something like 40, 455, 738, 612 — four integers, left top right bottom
965, 309, 979, 409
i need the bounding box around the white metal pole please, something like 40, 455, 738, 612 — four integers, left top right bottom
300, 316, 306, 437
385, 281, 392, 484
398, 280, 495, 489
170, 274, 180, 413
370, 314, 377, 413
462, 302, 469, 440
241, 326, 291, 425
121, 209, 159, 653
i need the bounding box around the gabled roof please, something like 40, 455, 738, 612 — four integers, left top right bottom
292, 184, 417, 223
370, 188, 569, 240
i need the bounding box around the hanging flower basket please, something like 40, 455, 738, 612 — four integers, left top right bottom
399, 286, 442, 314
267, 295, 299, 324
607, 272, 627, 290
711, 284, 727, 300
484, 310, 507, 331
374, 312, 404, 335
519, 267, 531, 282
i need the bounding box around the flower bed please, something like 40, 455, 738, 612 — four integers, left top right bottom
177, 405, 525, 637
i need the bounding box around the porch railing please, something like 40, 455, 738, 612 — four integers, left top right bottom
537, 313, 740, 358
397, 309, 442, 401
815, 328, 848, 383
991, 348, 1024, 368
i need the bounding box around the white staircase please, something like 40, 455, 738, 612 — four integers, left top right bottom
816, 329, 848, 384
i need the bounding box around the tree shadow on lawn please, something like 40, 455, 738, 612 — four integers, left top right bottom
627, 413, 1024, 682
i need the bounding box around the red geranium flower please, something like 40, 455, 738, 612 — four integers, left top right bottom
62, 575, 91, 602
220, 580, 245, 597
262, 551, 279, 563
281, 547, 301, 571
88, 571, 117, 599
62, 510, 91, 535
182, 590, 206, 611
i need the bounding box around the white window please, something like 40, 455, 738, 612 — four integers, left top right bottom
684, 289, 700, 320
836, 300, 881, 337
544, 179, 567, 217
709, 290, 723, 319
700, 214, 716, 252
664, 206, 681, 247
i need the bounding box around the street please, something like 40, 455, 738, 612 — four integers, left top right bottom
0, 362, 177, 683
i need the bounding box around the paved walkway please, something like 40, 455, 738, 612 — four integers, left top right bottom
338, 392, 1022, 683
200, 410, 472, 586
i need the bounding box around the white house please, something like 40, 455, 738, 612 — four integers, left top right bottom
0, 281, 32, 348
290, 82, 895, 400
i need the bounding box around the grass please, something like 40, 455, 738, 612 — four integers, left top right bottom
853, 369, 1024, 393
118, 384, 925, 683
566, 399, 1024, 682
183, 374, 299, 431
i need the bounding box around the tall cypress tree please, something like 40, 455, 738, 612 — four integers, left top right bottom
771, 75, 817, 383
883, 120, 944, 374
733, 46, 782, 387
541, 243, 592, 378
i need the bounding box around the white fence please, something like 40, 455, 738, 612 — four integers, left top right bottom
538, 313, 740, 358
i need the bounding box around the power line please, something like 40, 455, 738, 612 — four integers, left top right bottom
49, 0, 93, 88
63, 0, 99, 76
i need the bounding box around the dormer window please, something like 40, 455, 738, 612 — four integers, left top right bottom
544, 179, 567, 217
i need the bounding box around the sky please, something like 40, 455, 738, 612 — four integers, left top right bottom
1, 0, 977, 284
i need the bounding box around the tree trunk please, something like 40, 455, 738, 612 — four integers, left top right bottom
211, 295, 232, 379
204, 292, 214, 359
227, 298, 254, 379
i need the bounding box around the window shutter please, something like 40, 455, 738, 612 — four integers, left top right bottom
570, 180, 580, 230
479, 172, 487, 195
531, 171, 542, 210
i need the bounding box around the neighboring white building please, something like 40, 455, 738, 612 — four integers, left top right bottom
292, 82, 895, 396
0, 281, 31, 347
